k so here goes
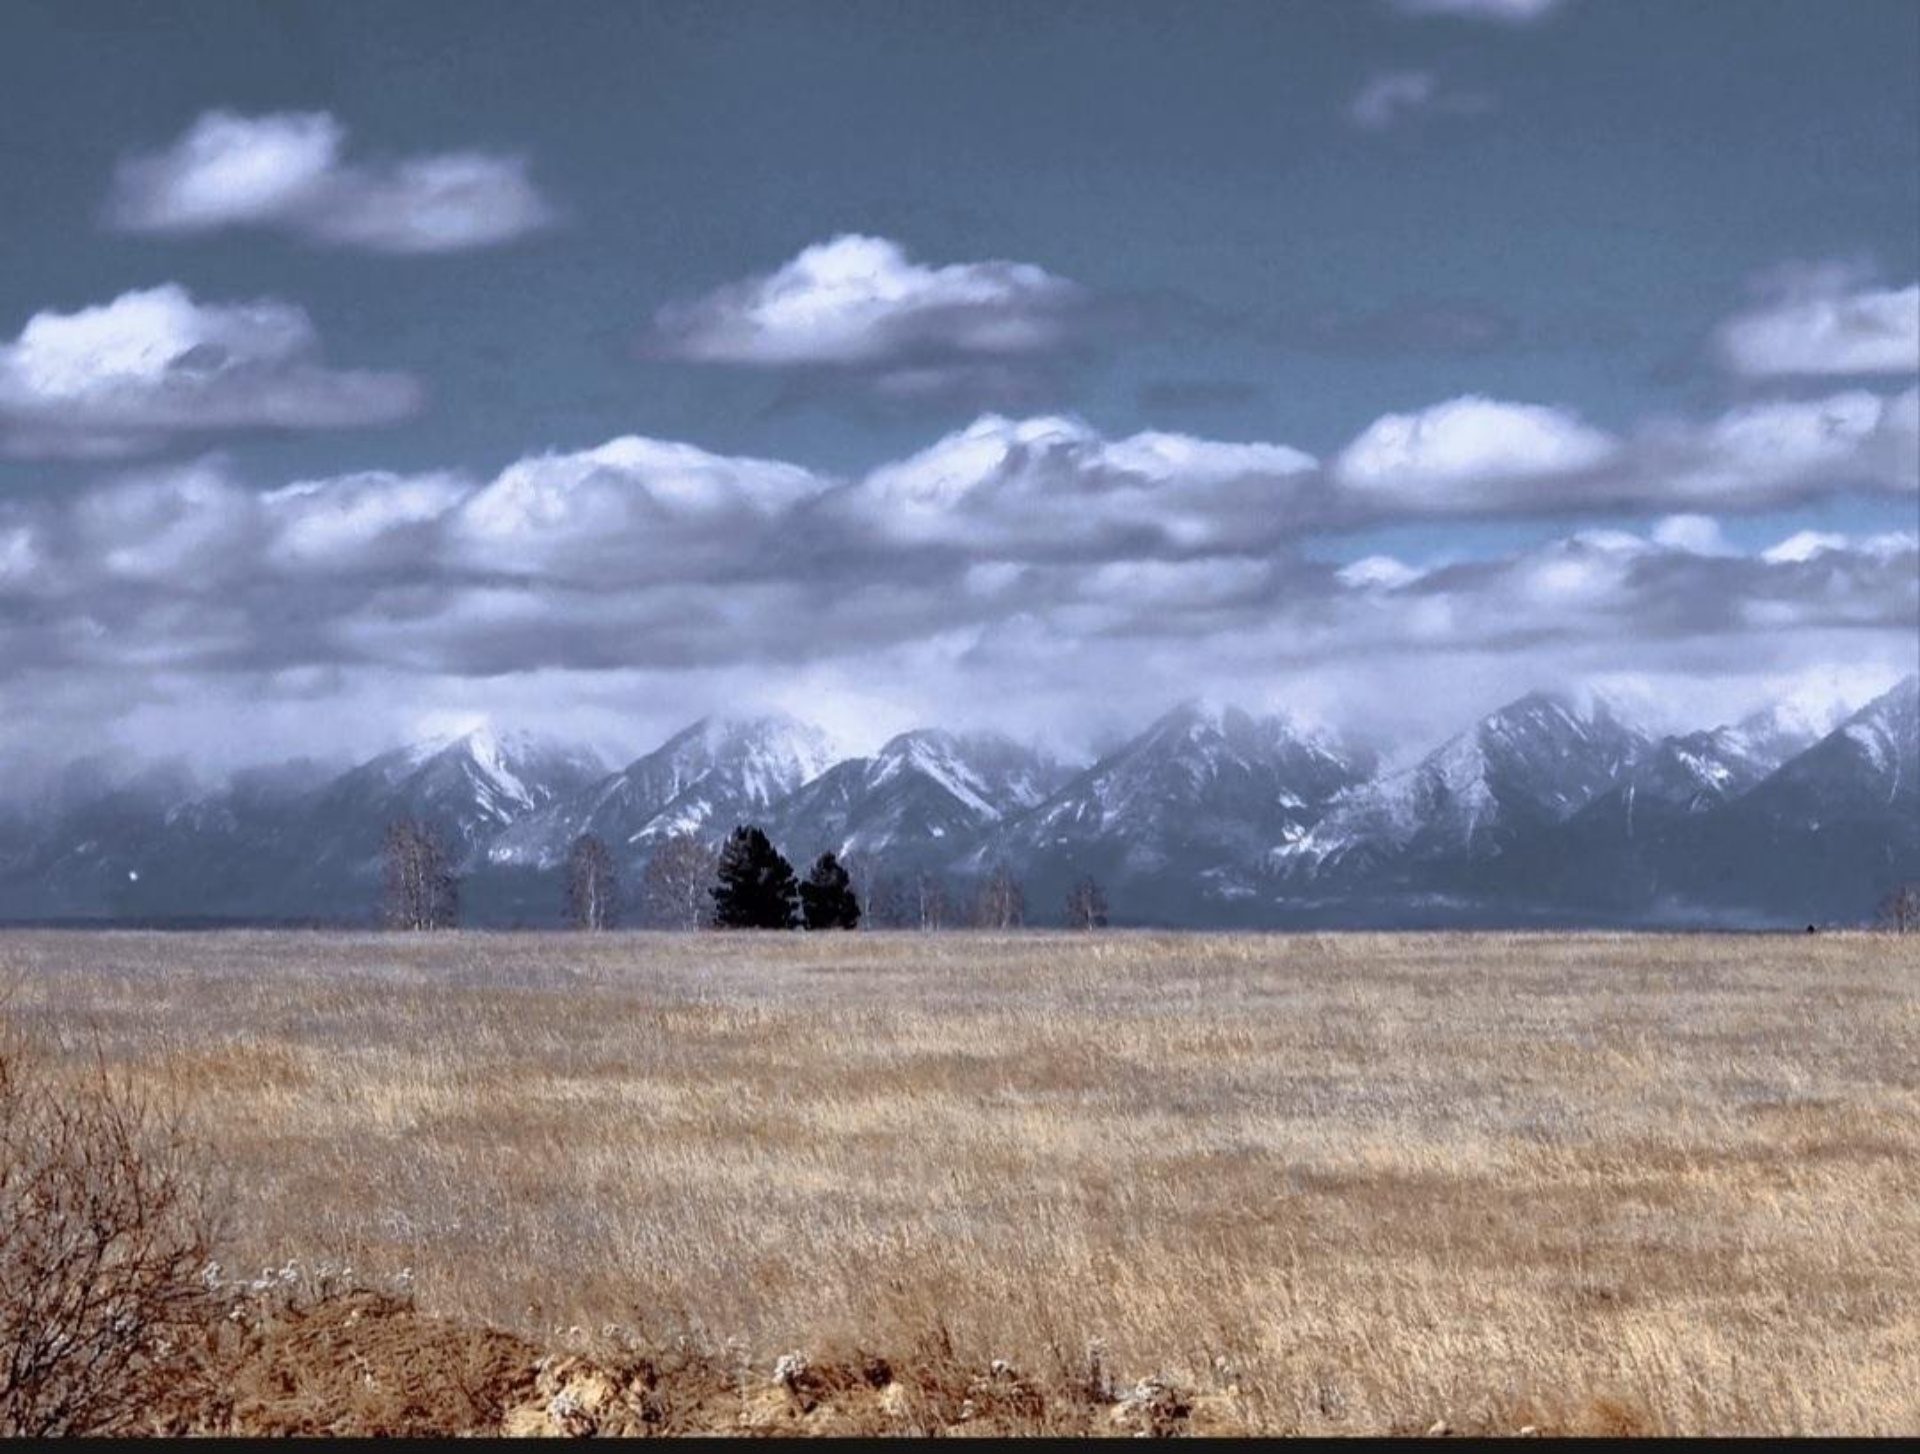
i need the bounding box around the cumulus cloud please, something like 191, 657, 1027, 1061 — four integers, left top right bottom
449, 435, 831, 584
0, 284, 422, 458
1645, 387, 1918, 506
1650, 514, 1735, 556
1347, 70, 1493, 131
1331, 388, 1916, 516
2, 380, 1915, 774
646, 235, 1097, 399
1333, 396, 1618, 507
846, 413, 1320, 557
106, 110, 556, 254
1714, 264, 1920, 379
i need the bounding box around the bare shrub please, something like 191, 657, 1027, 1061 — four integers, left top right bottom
1876, 881, 1920, 933
0, 1019, 219, 1436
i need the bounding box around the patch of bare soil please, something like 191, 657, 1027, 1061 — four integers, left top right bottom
149, 1291, 1256, 1437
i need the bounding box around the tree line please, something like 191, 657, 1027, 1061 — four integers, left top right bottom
379, 818, 1111, 931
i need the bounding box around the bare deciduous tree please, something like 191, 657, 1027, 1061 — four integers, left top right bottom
913, 871, 952, 931
1877, 881, 1920, 933
863, 871, 911, 929
1064, 876, 1109, 930
1, 1021, 219, 1435
973, 863, 1026, 929
638, 832, 719, 930
381, 819, 459, 930
563, 833, 619, 931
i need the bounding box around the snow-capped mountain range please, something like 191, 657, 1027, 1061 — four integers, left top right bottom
0, 677, 1913, 927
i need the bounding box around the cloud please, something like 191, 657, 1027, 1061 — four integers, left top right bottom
1333, 396, 1618, 507
1390, 0, 1570, 21
2, 393, 1914, 772
1714, 263, 1920, 378
448, 435, 831, 584
646, 235, 1097, 399
1650, 514, 1735, 556
1331, 388, 1917, 516
107, 110, 556, 254
0, 284, 422, 458
1646, 387, 1918, 506
1347, 70, 1493, 131
844, 413, 1320, 557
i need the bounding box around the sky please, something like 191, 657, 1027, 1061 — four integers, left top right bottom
0, 0, 1915, 784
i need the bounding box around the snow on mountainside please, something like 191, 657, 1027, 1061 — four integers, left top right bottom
1274, 691, 1650, 879
977, 701, 1373, 903
488, 713, 835, 869
1, 682, 1913, 927
1572, 701, 1831, 836
1733, 674, 1917, 827
1643, 675, 1920, 923
769, 728, 1070, 867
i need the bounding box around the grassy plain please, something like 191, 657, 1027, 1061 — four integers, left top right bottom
4, 929, 1917, 1435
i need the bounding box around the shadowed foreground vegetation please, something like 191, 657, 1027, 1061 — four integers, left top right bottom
3, 930, 1916, 1435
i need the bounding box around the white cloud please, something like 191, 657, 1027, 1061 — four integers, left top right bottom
1391, 0, 1570, 21
1650, 514, 1735, 556
850, 413, 1319, 555
1653, 387, 1918, 505
449, 435, 831, 583
1347, 70, 1492, 131
646, 235, 1092, 389
263, 470, 471, 572
1337, 555, 1425, 589
107, 110, 556, 254
1715, 264, 1919, 378
0, 284, 421, 459
1333, 395, 1618, 507
69, 459, 260, 583
2, 405, 1915, 774
1760, 530, 1849, 565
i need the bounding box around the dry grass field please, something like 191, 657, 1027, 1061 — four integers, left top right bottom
4, 929, 1918, 1436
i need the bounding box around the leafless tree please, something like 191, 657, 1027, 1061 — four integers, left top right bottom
638, 832, 718, 930
1877, 881, 1920, 933
1, 1020, 219, 1435
914, 871, 952, 931
381, 818, 459, 930
864, 871, 911, 929
564, 833, 620, 930
973, 862, 1026, 929
1064, 876, 1109, 930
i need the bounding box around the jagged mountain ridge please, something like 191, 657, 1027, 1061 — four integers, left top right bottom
0, 680, 1913, 926
1271, 691, 1652, 887
968, 701, 1377, 918
488, 714, 836, 871
767, 728, 1070, 872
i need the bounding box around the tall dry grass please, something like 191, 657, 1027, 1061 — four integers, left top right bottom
3, 929, 1916, 1434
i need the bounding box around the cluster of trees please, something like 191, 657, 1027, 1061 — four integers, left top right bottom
377, 818, 1114, 932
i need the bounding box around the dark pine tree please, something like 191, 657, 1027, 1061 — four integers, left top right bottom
799, 851, 862, 931
708, 825, 800, 930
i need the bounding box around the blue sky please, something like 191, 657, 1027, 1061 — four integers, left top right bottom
0, 0, 1914, 775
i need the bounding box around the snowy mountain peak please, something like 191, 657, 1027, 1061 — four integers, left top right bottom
1276, 688, 1651, 877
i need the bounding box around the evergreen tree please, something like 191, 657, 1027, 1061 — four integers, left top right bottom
708, 824, 799, 929
799, 851, 862, 930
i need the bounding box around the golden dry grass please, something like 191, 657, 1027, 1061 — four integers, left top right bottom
5, 928, 1918, 1435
